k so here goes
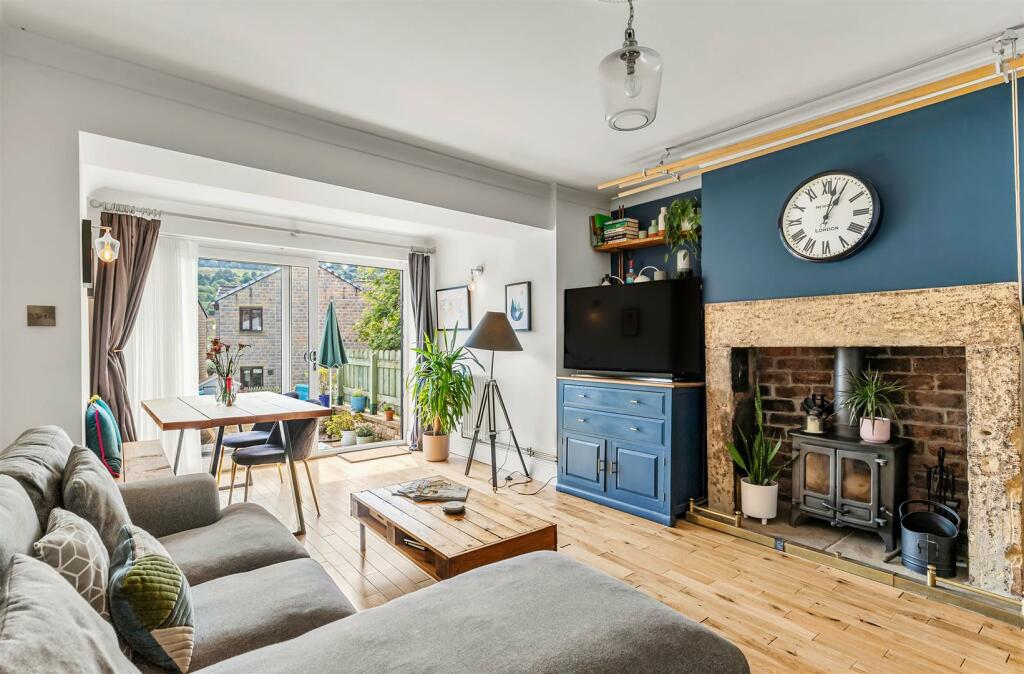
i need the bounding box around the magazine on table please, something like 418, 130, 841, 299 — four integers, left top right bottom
392, 478, 469, 502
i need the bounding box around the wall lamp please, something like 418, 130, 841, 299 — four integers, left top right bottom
468, 265, 484, 291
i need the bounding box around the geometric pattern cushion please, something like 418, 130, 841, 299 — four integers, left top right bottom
85, 397, 123, 478
32, 508, 111, 620
109, 525, 194, 673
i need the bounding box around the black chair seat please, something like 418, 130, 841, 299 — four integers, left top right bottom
232, 444, 287, 467
221, 430, 272, 449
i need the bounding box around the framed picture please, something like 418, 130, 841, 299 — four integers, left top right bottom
436, 285, 471, 331
505, 281, 531, 331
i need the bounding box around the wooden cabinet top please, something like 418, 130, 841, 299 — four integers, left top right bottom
557, 375, 705, 389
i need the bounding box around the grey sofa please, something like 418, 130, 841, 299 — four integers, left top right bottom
0, 426, 749, 673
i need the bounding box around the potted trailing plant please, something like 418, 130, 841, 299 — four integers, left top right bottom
324, 412, 356, 446
663, 197, 701, 276
354, 423, 375, 445
727, 384, 789, 524
207, 338, 248, 406
840, 369, 903, 443
350, 387, 368, 413
407, 329, 479, 462
380, 403, 396, 422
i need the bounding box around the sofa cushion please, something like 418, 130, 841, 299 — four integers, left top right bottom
159, 502, 308, 586
187, 558, 355, 670
109, 525, 195, 674
33, 508, 111, 619
86, 396, 124, 478
0, 425, 74, 528
0, 475, 41, 576
0, 554, 139, 673
205, 551, 750, 674
63, 446, 133, 555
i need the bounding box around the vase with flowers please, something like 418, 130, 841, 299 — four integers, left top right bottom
207, 338, 249, 406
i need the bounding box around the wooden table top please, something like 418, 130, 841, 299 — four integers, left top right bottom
141, 391, 332, 431
350, 476, 557, 578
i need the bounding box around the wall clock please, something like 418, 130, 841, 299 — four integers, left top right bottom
778, 170, 881, 262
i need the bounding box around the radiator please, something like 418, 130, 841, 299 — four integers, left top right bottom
460, 375, 506, 442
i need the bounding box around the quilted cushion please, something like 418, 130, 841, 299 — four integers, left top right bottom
63, 446, 133, 555
0, 426, 74, 528
33, 508, 111, 619
110, 525, 195, 673
86, 396, 123, 478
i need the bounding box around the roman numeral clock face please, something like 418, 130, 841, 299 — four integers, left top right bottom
779, 171, 880, 262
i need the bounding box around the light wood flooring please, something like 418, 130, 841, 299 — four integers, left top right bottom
222, 453, 1024, 673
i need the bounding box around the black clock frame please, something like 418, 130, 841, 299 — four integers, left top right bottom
777, 170, 882, 263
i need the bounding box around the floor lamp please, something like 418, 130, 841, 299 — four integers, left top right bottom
464, 311, 530, 491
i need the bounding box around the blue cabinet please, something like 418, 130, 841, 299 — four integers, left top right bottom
557, 377, 705, 525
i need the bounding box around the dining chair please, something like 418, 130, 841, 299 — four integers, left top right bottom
215, 391, 299, 484
227, 416, 321, 518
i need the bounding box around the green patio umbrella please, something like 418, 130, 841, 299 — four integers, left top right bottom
317, 301, 348, 406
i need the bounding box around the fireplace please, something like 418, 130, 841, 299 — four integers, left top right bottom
704, 283, 1023, 597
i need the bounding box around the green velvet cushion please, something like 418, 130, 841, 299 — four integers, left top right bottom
109, 525, 195, 673
86, 396, 123, 478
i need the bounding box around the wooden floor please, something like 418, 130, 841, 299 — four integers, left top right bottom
223, 453, 1023, 673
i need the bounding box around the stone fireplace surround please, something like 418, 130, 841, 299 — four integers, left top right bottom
705, 282, 1023, 597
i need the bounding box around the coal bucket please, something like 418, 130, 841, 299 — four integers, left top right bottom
898, 499, 959, 578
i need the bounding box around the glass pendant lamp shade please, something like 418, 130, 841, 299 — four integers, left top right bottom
599, 1, 662, 131
93, 227, 120, 263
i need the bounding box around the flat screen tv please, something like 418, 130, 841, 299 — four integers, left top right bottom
563, 279, 704, 380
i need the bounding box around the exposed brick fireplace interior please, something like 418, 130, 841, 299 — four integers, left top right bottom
754, 346, 969, 547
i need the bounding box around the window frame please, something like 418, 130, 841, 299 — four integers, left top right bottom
240, 365, 265, 389
239, 306, 264, 332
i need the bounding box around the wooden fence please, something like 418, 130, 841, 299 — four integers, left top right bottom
334, 349, 402, 414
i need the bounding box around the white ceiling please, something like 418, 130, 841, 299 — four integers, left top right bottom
6, 1, 1023, 190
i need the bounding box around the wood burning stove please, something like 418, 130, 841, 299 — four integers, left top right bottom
789, 430, 910, 551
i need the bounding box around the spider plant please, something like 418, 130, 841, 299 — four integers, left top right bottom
839, 369, 903, 430
407, 329, 480, 436
726, 384, 787, 486
664, 197, 702, 262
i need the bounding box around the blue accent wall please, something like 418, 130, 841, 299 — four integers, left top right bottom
623, 84, 1021, 303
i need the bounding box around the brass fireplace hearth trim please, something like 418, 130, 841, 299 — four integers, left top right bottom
682, 510, 1024, 627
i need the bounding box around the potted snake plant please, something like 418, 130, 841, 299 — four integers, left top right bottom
840, 369, 903, 443
727, 384, 790, 524
407, 329, 479, 462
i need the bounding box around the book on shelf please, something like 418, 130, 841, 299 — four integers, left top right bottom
602, 217, 639, 230
589, 213, 611, 248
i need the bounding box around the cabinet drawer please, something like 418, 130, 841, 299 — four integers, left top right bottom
562, 408, 665, 447
563, 384, 666, 419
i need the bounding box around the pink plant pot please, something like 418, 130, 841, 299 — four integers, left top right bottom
859, 417, 892, 444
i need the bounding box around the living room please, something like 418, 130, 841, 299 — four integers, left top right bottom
2, 2, 1023, 673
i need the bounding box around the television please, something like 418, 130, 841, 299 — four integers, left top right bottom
563, 279, 704, 380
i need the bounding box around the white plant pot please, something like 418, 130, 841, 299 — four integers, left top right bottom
340, 430, 356, 447
740, 478, 779, 525
859, 417, 892, 444
676, 249, 691, 273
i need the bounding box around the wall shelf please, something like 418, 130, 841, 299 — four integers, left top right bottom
593, 233, 666, 254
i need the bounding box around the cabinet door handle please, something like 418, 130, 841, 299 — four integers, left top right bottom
628, 426, 640, 432
629, 399, 639, 404
610, 460, 617, 474
598, 459, 605, 472
577, 418, 587, 423
577, 394, 588, 398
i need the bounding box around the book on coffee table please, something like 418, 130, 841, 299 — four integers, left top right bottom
392, 477, 469, 502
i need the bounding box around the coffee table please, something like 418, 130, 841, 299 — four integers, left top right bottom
350, 477, 557, 580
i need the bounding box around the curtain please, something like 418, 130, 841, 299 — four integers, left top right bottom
407, 252, 434, 450
90, 212, 161, 441
124, 237, 203, 473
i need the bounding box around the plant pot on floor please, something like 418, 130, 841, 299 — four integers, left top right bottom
339, 430, 356, 447
860, 417, 892, 443
355, 435, 374, 445
421, 432, 449, 462
740, 478, 779, 525
350, 396, 368, 413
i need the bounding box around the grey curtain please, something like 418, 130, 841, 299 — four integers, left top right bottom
407, 252, 434, 450
90, 212, 161, 441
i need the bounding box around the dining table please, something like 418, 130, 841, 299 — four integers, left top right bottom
141, 391, 331, 536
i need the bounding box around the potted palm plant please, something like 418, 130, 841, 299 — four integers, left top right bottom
407, 329, 479, 462
664, 197, 701, 276
727, 384, 789, 524
840, 369, 903, 443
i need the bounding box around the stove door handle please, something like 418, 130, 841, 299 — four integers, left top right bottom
821, 502, 849, 515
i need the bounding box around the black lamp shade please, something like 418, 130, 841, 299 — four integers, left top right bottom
465, 312, 522, 352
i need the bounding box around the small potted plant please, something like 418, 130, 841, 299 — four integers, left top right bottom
350, 387, 368, 413
664, 197, 701, 276
727, 384, 790, 524
380, 403, 396, 422
354, 423, 375, 445
840, 369, 903, 443
323, 412, 356, 446
407, 329, 479, 462
317, 368, 331, 407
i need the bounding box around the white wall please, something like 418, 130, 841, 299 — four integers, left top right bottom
0, 28, 607, 445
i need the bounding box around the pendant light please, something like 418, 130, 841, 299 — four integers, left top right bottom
598, 0, 663, 131
93, 226, 120, 263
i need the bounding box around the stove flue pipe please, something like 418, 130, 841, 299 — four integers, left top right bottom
833, 347, 865, 437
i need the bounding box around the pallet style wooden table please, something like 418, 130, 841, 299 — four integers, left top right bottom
350, 478, 557, 580
141, 391, 331, 535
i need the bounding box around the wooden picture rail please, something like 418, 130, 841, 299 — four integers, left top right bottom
599, 56, 1024, 199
